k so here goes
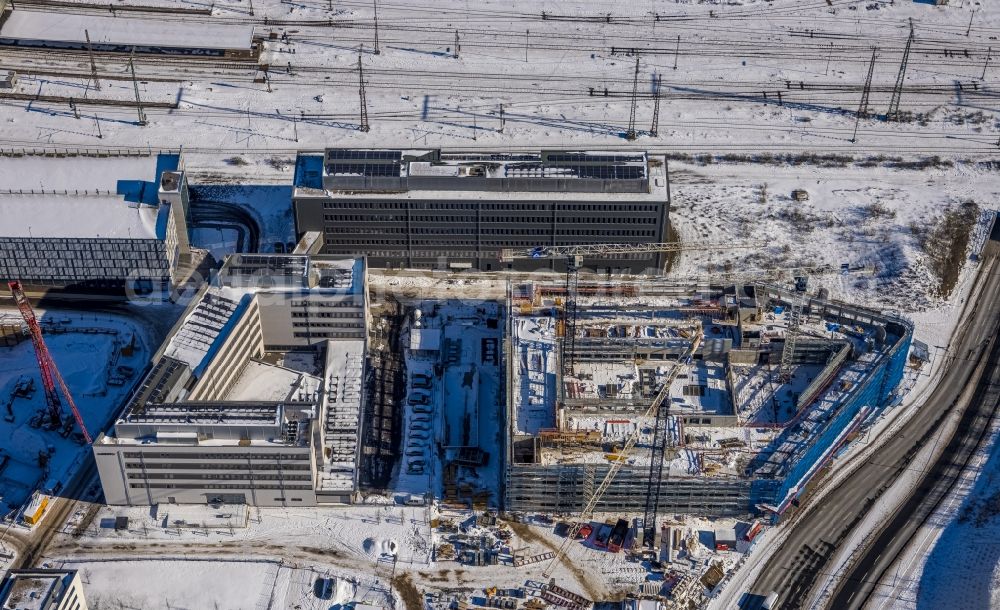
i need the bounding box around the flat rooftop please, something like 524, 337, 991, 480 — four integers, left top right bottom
312, 258, 362, 293
1, 10, 255, 50
221, 254, 310, 287
668, 361, 732, 416
0, 194, 160, 240
317, 149, 660, 197
324, 150, 648, 180
1, 156, 157, 192
0, 570, 76, 610
227, 360, 321, 403
118, 401, 284, 426
317, 339, 365, 492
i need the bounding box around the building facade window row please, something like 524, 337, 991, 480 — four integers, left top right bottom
129, 483, 312, 490
126, 462, 311, 471
121, 451, 310, 460
127, 472, 312, 481
319, 201, 662, 212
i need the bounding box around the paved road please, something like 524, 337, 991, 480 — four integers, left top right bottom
831, 315, 1000, 608
9, 455, 99, 570
748, 220, 1000, 609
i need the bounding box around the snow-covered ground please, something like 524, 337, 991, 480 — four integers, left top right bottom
48, 499, 759, 607
668, 159, 999, 311
1, 0, 999, 158
0, 310, 153, 512
60, 557, 390, 610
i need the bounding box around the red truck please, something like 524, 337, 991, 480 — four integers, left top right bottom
607, 519, 630, 552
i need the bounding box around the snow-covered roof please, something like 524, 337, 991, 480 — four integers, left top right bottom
318, 339, 365, 492
309, 151, 664, 201
322, 149, 652, 193
668, 360, 731, 416
1, 11, 254, 50
1, 156, 157, 192
0, 193, 160, 239
163, 290, 247, 374
312, 258, 364, 295
227, 360, 321, 403
0, 570, 78, 610
409, 327, 441, 351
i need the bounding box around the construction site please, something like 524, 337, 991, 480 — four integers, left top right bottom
503, 258, 913, 531
0, 285, 151, 521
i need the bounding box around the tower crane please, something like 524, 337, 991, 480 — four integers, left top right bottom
8, 282, 92, 443
517, 249, 864, 574
541, 332, 703, 577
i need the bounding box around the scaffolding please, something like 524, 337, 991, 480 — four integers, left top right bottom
504, 281, 915, 519
506, 463, 752, 516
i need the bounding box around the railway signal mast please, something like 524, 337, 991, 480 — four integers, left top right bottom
8, 282, 92, 444
626, 56, 640, 140
886, 26, 914, 121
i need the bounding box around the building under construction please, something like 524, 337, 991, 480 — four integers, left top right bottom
502, 278, 912, 519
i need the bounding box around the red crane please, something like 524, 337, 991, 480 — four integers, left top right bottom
8, 281, 92, 443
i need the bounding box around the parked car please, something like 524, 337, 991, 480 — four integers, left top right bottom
408, 392, 431, 406
411, 405, 432, 414
410, 423, 430, 432
314, 578, 333, 600
411, 375, 432, 389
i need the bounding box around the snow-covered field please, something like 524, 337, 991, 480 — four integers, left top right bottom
668, 159, 999, 311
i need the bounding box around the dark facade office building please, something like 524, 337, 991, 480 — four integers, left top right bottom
293, 149, 671, 272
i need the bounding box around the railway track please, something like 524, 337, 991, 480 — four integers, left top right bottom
0, 90, 176, 108
0, 46, 257, 69
12, 0, 211, 15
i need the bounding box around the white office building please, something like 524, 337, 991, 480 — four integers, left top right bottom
93, 255, 368, 506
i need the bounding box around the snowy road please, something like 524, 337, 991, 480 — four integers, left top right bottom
826, 228, 1000, 608
746, 221, 1000, 608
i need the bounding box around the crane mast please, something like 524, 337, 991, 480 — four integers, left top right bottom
8, 282, 92, 443
541, 332, 702, 577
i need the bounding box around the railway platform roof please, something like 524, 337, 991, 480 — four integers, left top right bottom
0, 10, 255, 51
